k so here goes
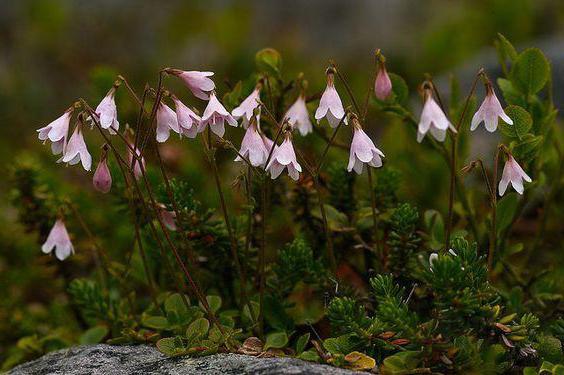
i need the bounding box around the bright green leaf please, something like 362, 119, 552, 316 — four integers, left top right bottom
512, 134, 543, 162
295, 333, 310, 354
496, 33, 518, 62
264, 331, 288, 350
79, 326, 108, 345
510, 48, 550, 95
142, 315, 169, 330
499, 105, 532, 140
389, 73, 408, 104
255, 48, 282, 76
186, 318, 209, 343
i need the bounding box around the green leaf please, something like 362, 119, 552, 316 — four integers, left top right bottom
497, 78, 525, 107
389, 73, 408, 104
496, 193, 519, 235
496, 33, 518, 62
323, 334, 358, 355
311, 204, 348, 231
381, 351, 421, 374
255, 48, 282, 76
512, 134, 543, 162
295, 333, 310, 354
79, 326, 108, 345
156, 337, 186, 357
510, 48, 550, 95
423, 210, 444, 249
201, 295, 222, 314
142, 315, 169, 330
499, 105, 532, 140
165, 294, 188, 317
298, 349, 320, 362
186, 318, 209, 343
264, 331, 288, 350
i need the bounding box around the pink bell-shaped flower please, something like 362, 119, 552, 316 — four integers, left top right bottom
42, 219, 74, 261
172, 96, 200, 139
266, 131, 302, 181
95, 87, 119, 133
284, 94, 312, 136
37, 108, 72, 155
93, 146, 112, 193
235, 119, 269, 167
471, 83, 513, 132
126, 135, 145, 180
347, 117, 385, 174
315, 69, 348, 128
499, 155, 532, 196
232, 85, 261, 128
156, 102, 180, 143
200, 92, 237, 137
167, 69, 215, 100
374, 64, 392, 101
261, 133, 277, 155
60, 124, 92, 171
417, 87, 456, 143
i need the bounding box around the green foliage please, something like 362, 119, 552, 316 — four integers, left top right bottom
386, 203, 421, 276
326, 162, 356, 216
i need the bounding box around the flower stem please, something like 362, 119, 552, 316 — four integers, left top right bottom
258, 179, 267, 339
444, 71, 482, 250
366, 167, 382, 263
488, 146, 502, 277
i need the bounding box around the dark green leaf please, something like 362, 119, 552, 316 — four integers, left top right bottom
499, 105, 532, 140
142, 316, 169, 330
295, 333, 310, 354
496, 193, 519, 235
496, 33, 518, 62
79, 326, 108, 345
512, 134, 543, 162
389, 73, 408, 104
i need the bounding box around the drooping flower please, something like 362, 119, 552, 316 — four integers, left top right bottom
127, 135, 145, 180
167, 69, 215, 100
170, 96, 200, 139
315, 69, 348, 128
261, 133, 277, 156
199, 92, 237, 137
156, 102, 180, 143
60, 124, 92, 171
232, 86, 261, 128
284, 94, 312, 136
157, 204, 177, 231
266, 132, 302, 181
95, 87, 119, 133
417, 87, 456, 142
471, 83, 513, 132
235, 119, 269, 167
42, 219, 74, 261
37, 108, 72, 155
374, 64, 392, 100
93, 146, 112, 193
347, 117, 385, 175
499, 155, 532, 196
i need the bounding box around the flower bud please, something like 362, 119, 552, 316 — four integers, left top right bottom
93, 146, 112, 193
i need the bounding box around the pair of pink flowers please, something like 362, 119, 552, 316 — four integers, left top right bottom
37, 108, 93, 171
499, 155, 531, 196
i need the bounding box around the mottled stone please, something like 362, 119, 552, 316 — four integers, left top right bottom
9, 344, 363, 375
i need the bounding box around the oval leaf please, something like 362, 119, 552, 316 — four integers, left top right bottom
499, 105, 532, 140
264, 331, 288, 350
510, 48, 550, 95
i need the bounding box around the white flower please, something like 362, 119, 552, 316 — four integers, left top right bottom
156, 103, 180, 143
59, 124, 92, 171
284, 94, 312, 136
95, 87, 119, 133
232, 87, 261, 128
471, 85, 512, 132
199, 92, 237, 137
417, 92, 456, 142
347, 120, 385, 175
315, 70, 348, 128
235, 121, 269, 167
499, 155, 532, 196
172, 96, 200, 139
37, 109, 72, 155
42, 219, 74, 261
266, 133, 302, 180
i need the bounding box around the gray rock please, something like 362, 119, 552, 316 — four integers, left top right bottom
9, 344, 364, 375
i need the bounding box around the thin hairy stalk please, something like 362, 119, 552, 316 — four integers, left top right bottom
67, 201, 108, 289
330, 61, 362, 115
204, 129, 249, 312
139, 71, 165, 156
445, 71, 482, 249
366, 167, 381, 262
315, 115, 347, 173
295, 148, 337, 274
489, 146, 503, 276
257, 179, 267, 338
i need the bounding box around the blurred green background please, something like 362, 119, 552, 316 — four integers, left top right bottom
0, 0, 563, 366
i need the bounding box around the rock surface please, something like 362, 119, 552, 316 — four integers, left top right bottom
9, 344, 363, 375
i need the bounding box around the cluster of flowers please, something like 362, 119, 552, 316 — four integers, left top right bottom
36, 56, 531, 260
